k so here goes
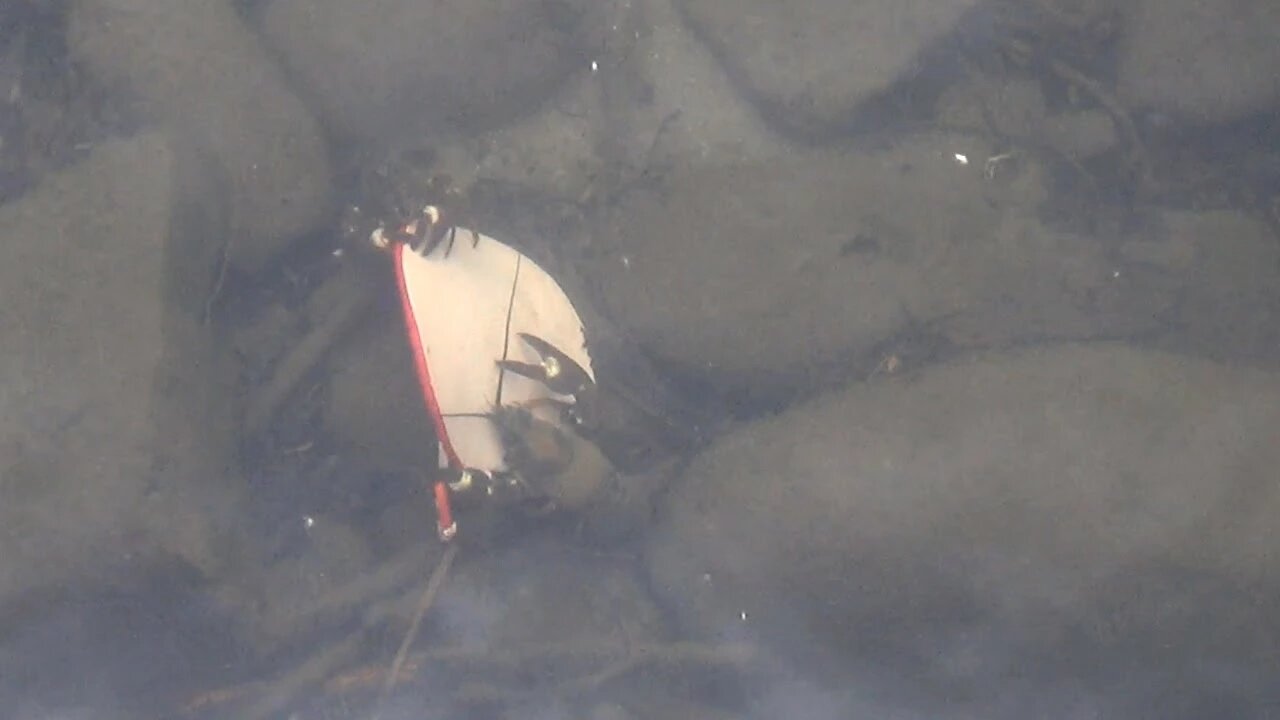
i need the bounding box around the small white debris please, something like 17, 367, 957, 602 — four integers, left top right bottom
953, 152, 969, 165
983, 152, 1017, 180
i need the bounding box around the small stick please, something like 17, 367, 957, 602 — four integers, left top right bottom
202, 239, 231, 326
1044, 56, 1152, 191
325, 640, 757, 698
371, 542, 459, 718
241, 629, 368, 720
242, 271, 376, 440
255, 539, 435, 644
177, 543, 444, 718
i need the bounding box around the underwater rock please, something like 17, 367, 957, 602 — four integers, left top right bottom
645, 342, 1280, 715
587, 132, 1165, 400
0, 131, 245, 618
677, 0, 981, 136
438, 535, 669, 651
70, 0, 335, 272
1125, 208, 1280, 363
1117, 0, 1280, 125
260, 0, 611, 142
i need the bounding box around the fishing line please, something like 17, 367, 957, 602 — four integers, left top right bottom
493, 253, 522, 408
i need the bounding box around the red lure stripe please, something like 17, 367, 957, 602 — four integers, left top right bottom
433, 480, 457, 542
392, 242, 463, 468
393, 242, 461, 542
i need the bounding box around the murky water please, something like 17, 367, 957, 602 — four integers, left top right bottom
2, 2, 1278, 718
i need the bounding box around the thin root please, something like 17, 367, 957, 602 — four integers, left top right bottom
371, 543, 458, 718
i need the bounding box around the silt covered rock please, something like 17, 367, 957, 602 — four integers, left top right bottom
0, 131, 245, 620
677, 0, 981, 136
70, 0, 335, 272
646, 342, 1280, 714
260, 0, 611, 142
587, 133, 1164, 400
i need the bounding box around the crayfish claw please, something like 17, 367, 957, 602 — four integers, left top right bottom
495, 358, 555, 385
506, 333, 593, 397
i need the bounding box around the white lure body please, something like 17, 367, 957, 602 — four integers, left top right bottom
392, 232, 594, 474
